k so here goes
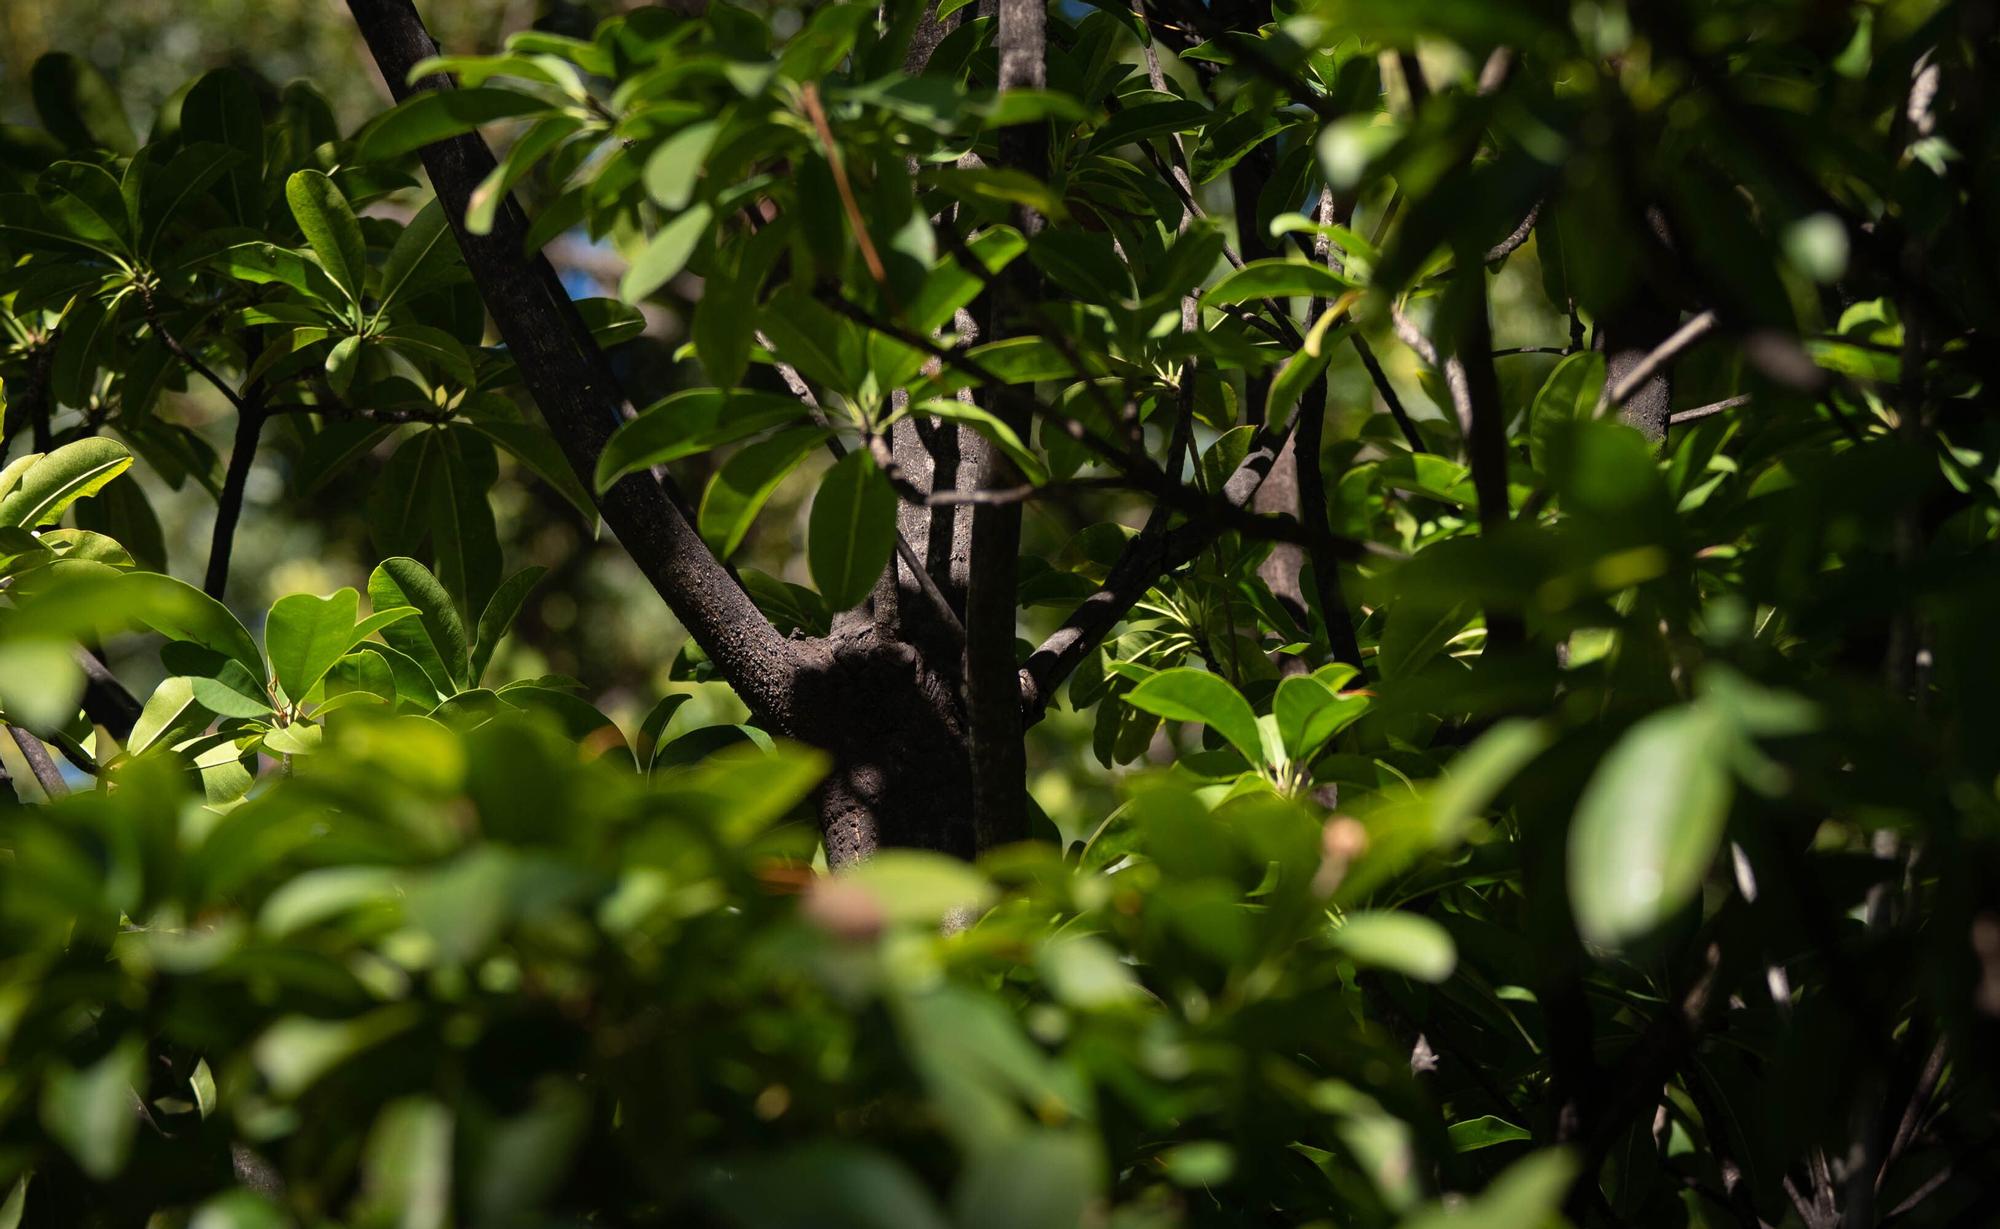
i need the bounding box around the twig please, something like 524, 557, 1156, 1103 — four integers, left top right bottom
138, 280, 251, 416
7, 726, 69, 799
1352, 333, 1428, 454
77, 649, 141, 740
205, 400, 267, 599
1669, 394, 1750, 426
760, 342, 965, 643
798, 83, 896, 308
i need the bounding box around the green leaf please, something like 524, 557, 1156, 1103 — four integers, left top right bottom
699, 426, 826, 557
1528, 351, 1604, 473
844, 852, 995, 925
369, 557, 471, 692
40, 1037, 143, 1180
286, 170, 368, 308
0, 438, 132, 528
1203, 258, 1355, 306
253, 1008, 418, 1099
119, 571, 264, 678
594, 388, 809, 490
356, 87, 550, 162
189, 1191, 288, 1229
636, 693, 692, 769
469, 566, 545, 684
1326, 911, 1457, 982
31, 53, 137, 154
1125, 668, 1265, 766
807, 450, 898, 612
954, 1129, 1101, 1229
906, 400, 1045, 484
1568, 705, 1734, 948
643, 120, 721, 210
467, 114, 581, 235
1272, 674, 1368, 761
705, 1144, 949, 1229
376, 199, 463, 309
465, 421, 598, 527
0, 638, 83, 733
266, 588, 418, 703
620, 202, 714, 302
1449, 1116, 1533, 1152
962, 336, 1076, 384
1086, 99, 1210, 152
179, 68, 265, 225
129, 676, 203, 754
378, 324, 475, 387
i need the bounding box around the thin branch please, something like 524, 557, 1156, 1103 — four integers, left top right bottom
1596, 310, 1719, 414
263, 402, 453, 424
1483, 204, 1542, 264
77, 648, 141, 741
1670, 394, 1750, 426
799, 83, 895, 307
1392, 301, 1475, 439
7, 726, 69, 799
205, 401, 266, 599
1295, 374, 1363, 669
1353, 333, 1429, 454
138, 280, 250, 417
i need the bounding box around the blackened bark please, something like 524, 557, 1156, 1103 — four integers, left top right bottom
344, 0, 801, 731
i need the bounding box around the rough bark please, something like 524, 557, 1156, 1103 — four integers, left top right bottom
962, 0, 1046, 850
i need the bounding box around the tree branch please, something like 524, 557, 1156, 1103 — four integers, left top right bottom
7, 726, 68, 799
343, 0, 800, 729
205, 399, 265, 599
964, 0, 1048, 851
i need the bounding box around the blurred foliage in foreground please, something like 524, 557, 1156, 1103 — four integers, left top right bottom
4, 0, 2000, 1224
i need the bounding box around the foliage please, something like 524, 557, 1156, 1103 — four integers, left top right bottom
3, 0, 2000, 1226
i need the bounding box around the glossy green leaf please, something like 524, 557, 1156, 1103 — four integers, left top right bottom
643, 120, 720, 210
620, 202, 713, 302
1326, 911, 1457, 982
356, 87, 549, 162
1528, 351, 1604, 474
266, 588, 418, 703
31, 53, 137, 154
467, 114, 582, 235
120, 571, 264, 678
1124, 668, 1265, 766
1203, 258, 1355, 306
0, 438, 132, 528
376, 199, 463, 308
369, 557, 470, 692
807, 449, 897, 612
40, 1038, 144, 1180
1273, 674, 1369, 761
699, 426, 826, 557
1568, 704, 1734, 948
180, 68, 265, 224
286, 170, 368, 307
594, 388, 809, 490
469, 565, 546, 684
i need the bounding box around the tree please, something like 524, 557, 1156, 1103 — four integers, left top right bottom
2, 0, 1999, 1226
